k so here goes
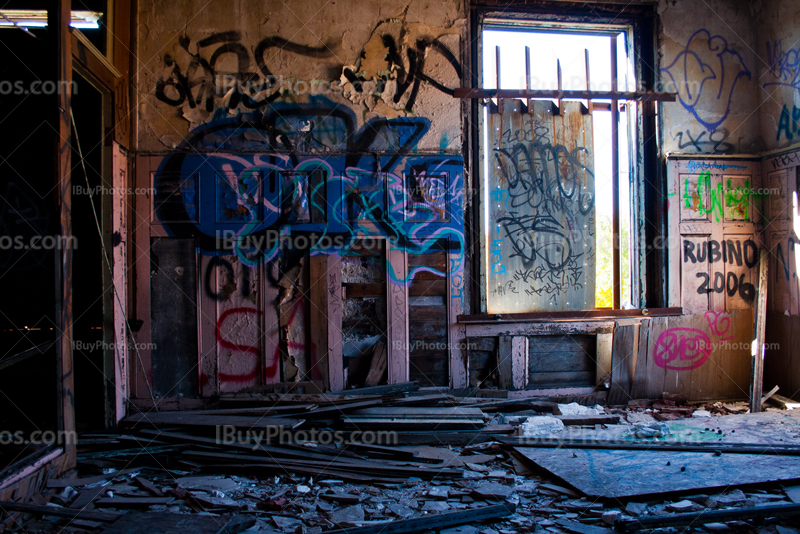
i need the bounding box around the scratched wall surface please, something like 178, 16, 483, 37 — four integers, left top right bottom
658, 0, 763, 155
752, 0, 800, 151
137, 0, 465, 152
487, 100, 595, 313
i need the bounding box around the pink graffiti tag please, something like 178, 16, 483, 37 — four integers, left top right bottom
704, 310, 733, 340
653, 328, 713, 370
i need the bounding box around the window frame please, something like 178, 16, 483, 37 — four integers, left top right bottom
469, 5, 664, 315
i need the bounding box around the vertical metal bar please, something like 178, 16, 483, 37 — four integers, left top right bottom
495, 46, 501, 89
495, 46, 503, 114
611, 35, 621, 309
585, 49, 593, 114
556, 59, 563, 114
525, 46, 532, 112
50, 0, 76, 469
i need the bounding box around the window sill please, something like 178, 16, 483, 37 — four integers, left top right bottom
457, 307, 683, 324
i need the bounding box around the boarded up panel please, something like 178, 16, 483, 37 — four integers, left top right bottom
214, 257, 265, 393
771, 233, 800, 315
111, 143, 129, 421
408, 247, 448, 387
514, 447, 800, 499
644, 309, 753, 400
608, 323, 638, 405
643, 316, 669, 399
150, 238, 199, 397
487, 100, 595, 313
764, 313, 800, 402
681, 236, 711, 314
528, 335, 595, 388
724, 234, 758, 311
667, 159, 761, 314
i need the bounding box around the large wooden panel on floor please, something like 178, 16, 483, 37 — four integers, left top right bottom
514, 447, 800, 498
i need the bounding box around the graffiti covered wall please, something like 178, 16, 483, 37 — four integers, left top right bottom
659, 0, 763, 155
135, 0, 468, 394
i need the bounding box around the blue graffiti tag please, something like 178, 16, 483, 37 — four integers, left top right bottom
661, 29, 751, 132
153, 98, 465, 281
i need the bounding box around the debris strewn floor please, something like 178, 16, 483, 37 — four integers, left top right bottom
6, 385, 800, 533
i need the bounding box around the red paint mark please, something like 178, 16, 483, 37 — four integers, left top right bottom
653, 328, 712, 370
217, 307, 264, 383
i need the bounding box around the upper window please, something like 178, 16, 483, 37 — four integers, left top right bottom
479, 20, 637, 313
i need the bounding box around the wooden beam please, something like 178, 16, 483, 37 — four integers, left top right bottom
309, 254, 344, 391
750, 247, 769, 413
386, 245, 409, 384
498, 336, 528, 390
458, 307, 682, 324
50, 0, 76, 472
109, 0, 132, 149
71, 29, 120, 92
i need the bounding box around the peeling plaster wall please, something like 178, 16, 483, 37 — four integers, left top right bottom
137, 0, 466, 152
136, 0, 468, 393
658, 0, 763, 155
752, 0, 800, 151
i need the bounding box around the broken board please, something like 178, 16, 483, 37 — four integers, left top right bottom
514, 447, 800, 498
99, 512, 231, 534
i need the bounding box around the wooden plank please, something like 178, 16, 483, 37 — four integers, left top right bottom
465, 321, 614, 337
47, 468, 139, 489
751, 247, 770, 412
629, 318, 651, 399
608, 323, 638, 404
595, 332, 613, 387
0, 501, 120, 522
513, 447, 800, 499
387, 245, 409, 383
183, 451, 463, 478
498, 336, 513, 390
331, 381, 417, 396
99, 512, 233, 534
69, 485, 107, 509
323, 503, 516, 534
459, 308, 682, 323
511, 336, 528, 389
71, 31, 118, 91
528, 371, 595, 387
133, 158, 154, 403
51, 0, 76, 471
309, 254, 344, 391
362, 332, 386, 387
448, 238, 468, 389
616, 503, 800, 532
347, 407, 484, 417
643, 316, 669, 399
110, 143, 130, 423
681, 235, 711, 314
343, 282, 385, 298
768, 394, 800, 410
95, 497, 175, 507
110, 0, 132, 149
556, 415, 620, 426
122, 413, 301, 428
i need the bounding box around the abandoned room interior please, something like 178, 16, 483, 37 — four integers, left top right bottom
4, 0, 800, 532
